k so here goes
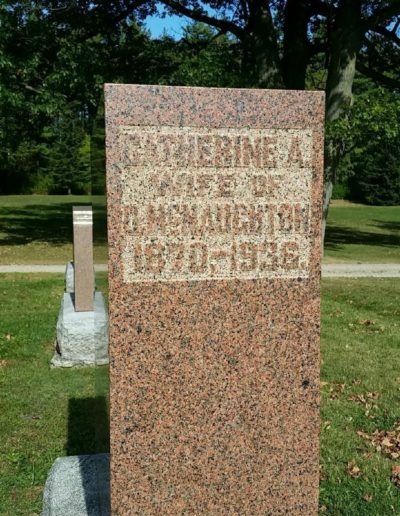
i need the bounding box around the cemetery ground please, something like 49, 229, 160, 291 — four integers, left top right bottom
0, 195, 399, 265
0, 274, 399, 514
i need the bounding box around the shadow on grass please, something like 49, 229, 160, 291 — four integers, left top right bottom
67, 397, 110, 514
0, 203, 107, 247
67, 397, 109, 456
372, 220, 400, 232
325, 221, 400, 251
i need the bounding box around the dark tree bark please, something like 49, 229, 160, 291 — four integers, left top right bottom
247, 0, 284, 88
322, 0, 364, 240
282, 0, 310, 90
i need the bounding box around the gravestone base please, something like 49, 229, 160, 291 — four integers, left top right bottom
65, 261, 96, 294
42, 454, 110, 516
51, 292, 109, 368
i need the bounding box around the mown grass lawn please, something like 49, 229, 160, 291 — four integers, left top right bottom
325, 201, 400, 264
0, 195, 107, 265
0, 195, 399, 264
320, 279, 400, 514
0, 274, 109, 515
0, 275, 399, 514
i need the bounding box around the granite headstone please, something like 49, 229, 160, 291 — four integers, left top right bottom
105, 84, 324, 514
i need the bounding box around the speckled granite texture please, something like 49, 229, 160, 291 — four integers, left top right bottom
105, 84, 324, 514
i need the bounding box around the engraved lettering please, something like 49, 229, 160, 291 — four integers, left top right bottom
119, 127, 313, 282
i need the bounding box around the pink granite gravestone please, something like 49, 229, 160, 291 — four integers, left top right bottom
105, 84, 324, 514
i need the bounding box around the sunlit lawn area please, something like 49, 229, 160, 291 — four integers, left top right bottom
0, 196, 399, 265
324, 201, 400, 264
0, 195, 107, 265
0, 275, 399, 514
0, 274, 109, 515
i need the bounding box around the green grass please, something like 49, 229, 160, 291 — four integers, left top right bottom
0, 196, 399, 264
320, 278, 400, 514
0, 275, 399, 513
325, 201, 400, 263
0, 274, 109, 515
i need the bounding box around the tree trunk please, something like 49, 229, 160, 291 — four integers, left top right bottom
245, 0, 284, 88
282, 0, 309, 90
322, 0, 363, 244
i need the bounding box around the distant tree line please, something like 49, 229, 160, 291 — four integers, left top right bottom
0, 1, 399, 208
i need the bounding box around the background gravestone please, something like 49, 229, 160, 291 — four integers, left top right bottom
51, 206, 108, 368
105, 84, 324, 514
73, 206, 94, 312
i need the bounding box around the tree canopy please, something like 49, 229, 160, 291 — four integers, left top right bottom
0, 0, 399, 211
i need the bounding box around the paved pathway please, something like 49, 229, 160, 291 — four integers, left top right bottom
322, 263, 400, 277
0, 263, 399, 277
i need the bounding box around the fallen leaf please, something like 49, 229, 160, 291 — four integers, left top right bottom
319, 505, 327, 513
348, 392, 379, 409
359, 319, 375, 326
390, 465, 400, 486
0, 359, 8, 368
322, 420, 332, 431
20, 414, 41, 420
348, 394, 366, 404
319, 465, 327, 481
328, 382, 346, 400
352, 378, 362, 385
347, 460, 362, 478
362, 451, 373, 459
5, 334, 11, 341
358, 421, 400, 460
362, 494, 373, 502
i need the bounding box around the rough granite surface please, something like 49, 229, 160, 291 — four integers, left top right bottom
105, 84, 325, 514
52, 291, 109, 367
41, 454, 110, 516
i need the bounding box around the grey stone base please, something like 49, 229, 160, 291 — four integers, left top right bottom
51, 292, 109, 368
65, 261, 96, 293
42, 454, 110, 516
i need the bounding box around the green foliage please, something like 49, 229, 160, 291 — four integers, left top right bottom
0, 3, 156, 194
42, 108, 91, 194
350, 138, 400, 206
0, 3, 242, 195
1, 2, 399, 200
159, 23, 241, 87
326, 78, 400, 205
331, 183, 350, 200
91, 104, 106, 195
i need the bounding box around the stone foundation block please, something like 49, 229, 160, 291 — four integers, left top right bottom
51, 292, 108, 367
42, 454, 110, 516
